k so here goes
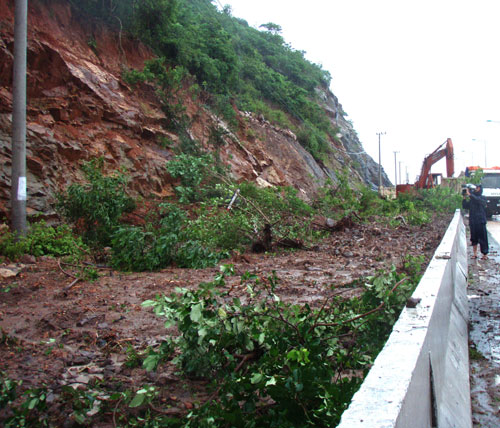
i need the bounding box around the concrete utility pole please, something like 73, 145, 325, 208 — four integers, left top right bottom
393, 151, 399, 187
11, 0, 28, 235
377, 132, 386, 194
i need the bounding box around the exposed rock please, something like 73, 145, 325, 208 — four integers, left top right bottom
316, 87, 392, 189
0, 0, 389, 221
0, 267, 19, 279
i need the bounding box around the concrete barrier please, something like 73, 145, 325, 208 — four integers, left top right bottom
337, 210, 471, 428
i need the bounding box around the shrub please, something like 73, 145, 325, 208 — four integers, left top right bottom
166, 153, 218, 203
56, 159, 135, 248
186, 205, 253, 252
314, 170, 361, 220
0, 221, 86, 261
111, 203, 225, 271
418, 186, 462, 213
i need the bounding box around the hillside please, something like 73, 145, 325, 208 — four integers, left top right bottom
0, 0, 390, 220
0, 2, 466, 426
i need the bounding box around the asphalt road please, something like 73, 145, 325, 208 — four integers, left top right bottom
468, 215, 500, 427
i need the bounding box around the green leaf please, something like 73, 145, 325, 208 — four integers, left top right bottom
190, 303, 203, 322
143, 354, 161, 372
250, 373, 263, 384
74, 411, 86, 424
265, 376, 277, 386
28, 397, 38, 409
129, 392, 146, 408
218, 307, 227, 319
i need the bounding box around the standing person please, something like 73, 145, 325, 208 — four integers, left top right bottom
462, 184, 489, 259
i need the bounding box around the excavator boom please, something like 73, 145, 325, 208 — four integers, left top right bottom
396, 138, 454, 196
415, 138, 454, 189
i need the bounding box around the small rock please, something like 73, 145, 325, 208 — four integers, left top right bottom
71, 355, 92, 365
406, 297, 421, 308
75, 374, 91, 384
157, 373, 179, 386
342, 251, 354, 258
0, 268, 19, 279
19, 254, 36, 264
88, 366, 104, 374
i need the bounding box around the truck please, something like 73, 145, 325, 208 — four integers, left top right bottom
465, 166, 500, 218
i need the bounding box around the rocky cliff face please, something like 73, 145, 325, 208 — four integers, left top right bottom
316, 89, 392, 189
0, 0, 391, 220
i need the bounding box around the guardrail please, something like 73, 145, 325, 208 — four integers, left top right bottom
337, 210, 471, 428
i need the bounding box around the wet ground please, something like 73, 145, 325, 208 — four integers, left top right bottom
468, 215, 500, 427
0, 216, 449, 425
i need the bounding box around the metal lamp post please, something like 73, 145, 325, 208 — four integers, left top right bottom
485, 119, 500, 168
472, 138, 487, 167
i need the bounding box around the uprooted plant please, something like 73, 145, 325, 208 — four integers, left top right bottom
138, 258, 423, 427
0, 255, 425, 427
51, 152, 460, 273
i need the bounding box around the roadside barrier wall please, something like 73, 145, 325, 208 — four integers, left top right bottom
337, 210, 471, 428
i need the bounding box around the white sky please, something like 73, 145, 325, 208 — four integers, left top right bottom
219, 0, 500, 184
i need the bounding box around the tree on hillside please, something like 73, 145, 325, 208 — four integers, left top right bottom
259, 22, 282, 34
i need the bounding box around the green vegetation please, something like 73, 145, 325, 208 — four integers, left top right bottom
0, 220, 86, 262
140, 262, 423, 427
111, 202, 224, 271
44, 155, 461, 272
165, 153, 219, 203
0, 255, 425, 427
0, 373, 49, 427
56, 158, 135, 249
469, 346, 484, 361
2, 154, 460, 271
70, 0, 333, 160
1, 149, 457, 425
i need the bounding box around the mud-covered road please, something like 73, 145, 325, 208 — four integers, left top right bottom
468, 216, 500, 427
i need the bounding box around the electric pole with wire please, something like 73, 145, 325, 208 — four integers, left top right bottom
11, 0, 28, 235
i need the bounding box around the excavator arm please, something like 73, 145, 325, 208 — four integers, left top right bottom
415, 138, 454, 189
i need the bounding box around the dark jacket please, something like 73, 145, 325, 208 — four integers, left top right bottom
462, 187, 487, 224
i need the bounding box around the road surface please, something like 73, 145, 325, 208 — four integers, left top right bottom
468, 215, 500, 427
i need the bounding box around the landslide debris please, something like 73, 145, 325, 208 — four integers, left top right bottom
0, 214, 450, 425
